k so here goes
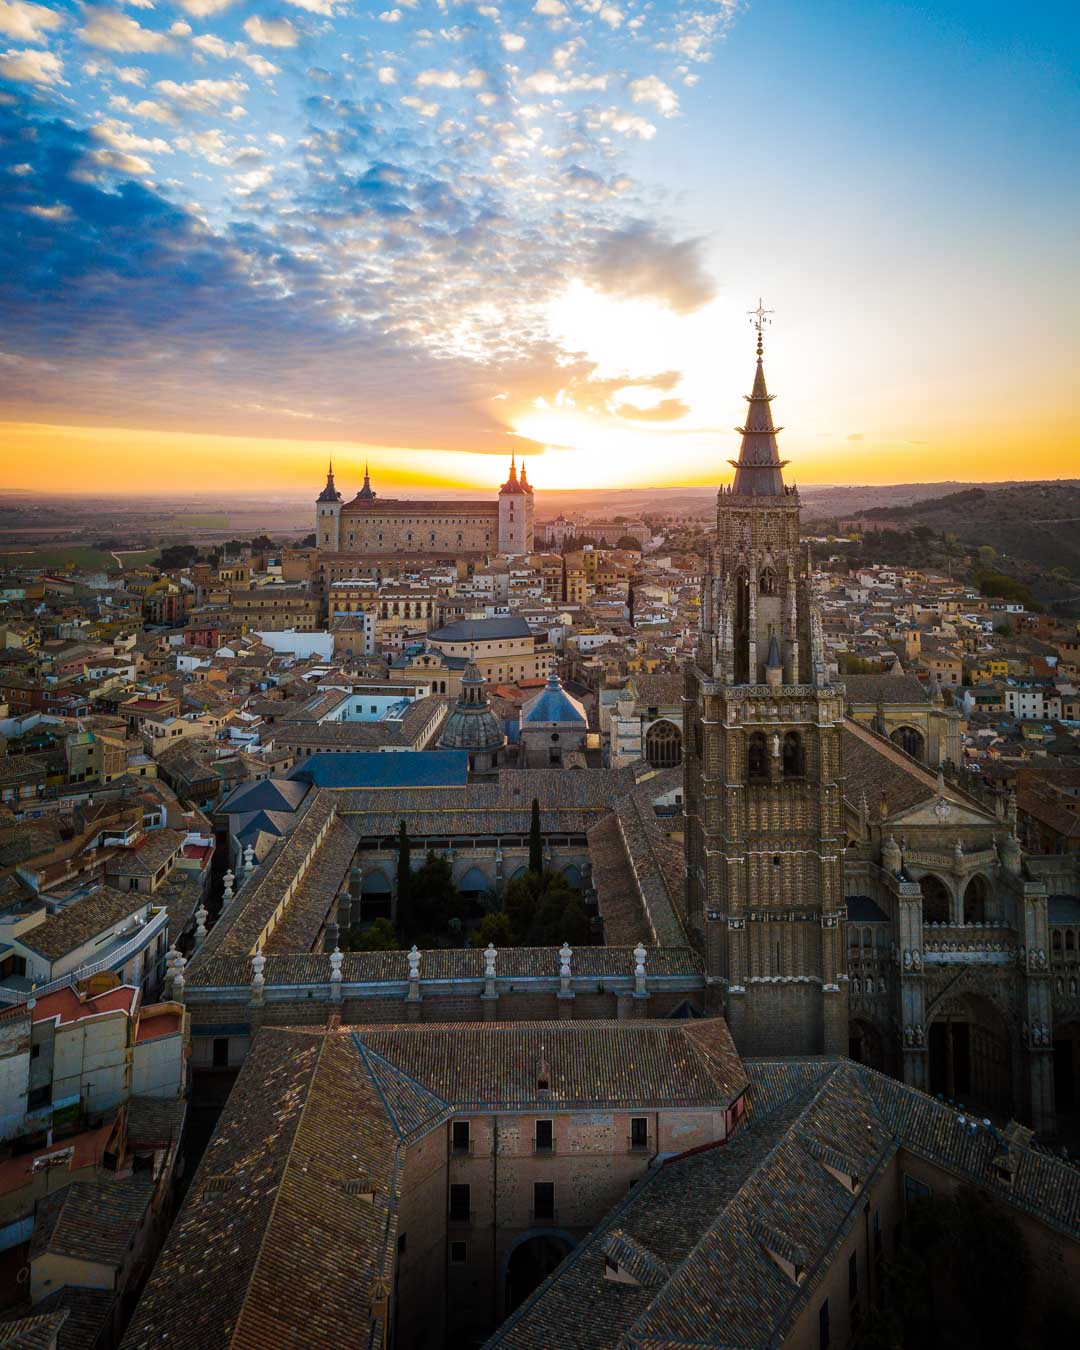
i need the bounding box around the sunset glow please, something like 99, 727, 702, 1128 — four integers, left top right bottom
1, 1, 1077, 494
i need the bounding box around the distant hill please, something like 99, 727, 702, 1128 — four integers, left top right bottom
798, 479, 1080, 522
840, 481, 1080, 576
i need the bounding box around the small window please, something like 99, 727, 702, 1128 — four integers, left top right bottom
30, 1043, 40, 1060
449, 1183, 470, 1222
903, 1174, 932, 1209
819, 1298, 830, 1350
630, 1117, 649, 1150
533, 1181, 555, 1221
452, 1121, 470, 1154
450, 1241, 467, 1264
535, 1119, 554, 1152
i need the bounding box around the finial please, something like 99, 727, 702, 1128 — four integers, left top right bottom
748, 296, 773, 359
328, 456, 333, 475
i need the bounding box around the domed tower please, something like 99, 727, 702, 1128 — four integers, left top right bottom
498, 455, 533, 556
438, 663, 506, 776
315, 459, 342, 554
683, 301, 847, 1059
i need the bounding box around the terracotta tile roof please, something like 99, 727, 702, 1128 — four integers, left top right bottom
31, 1177, 154, 1268
20, 888, 149, 964
492, 1058, 1080, 1349
0, 1311, 70, 1350
262, 816, 358, 954
27, 1289, 115, 1350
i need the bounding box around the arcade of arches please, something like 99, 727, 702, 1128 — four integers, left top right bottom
919, 873, 951, 925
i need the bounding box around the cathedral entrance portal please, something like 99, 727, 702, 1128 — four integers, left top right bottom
928, 994, 1010, 1111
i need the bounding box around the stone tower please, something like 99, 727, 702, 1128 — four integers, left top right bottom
683, 305, 847, 1057
315, 459, 342, 552
498, 456, 534, 555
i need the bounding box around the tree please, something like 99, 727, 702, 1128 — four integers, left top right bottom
396, 821, 412, 934
249, 534, 275, 553
347, 918, 399, 951
472, 912, 513, 947
403, 850, 460, 943
616, 535, 642, 551
504, 869, 587, 946
529, 798, 543, 874
297, 533, 316, 548
158, 543, 198, 571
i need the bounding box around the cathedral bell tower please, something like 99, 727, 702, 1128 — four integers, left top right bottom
683, 302, 847, 1057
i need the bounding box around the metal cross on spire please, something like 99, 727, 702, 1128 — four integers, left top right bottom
748, 297, 774, 358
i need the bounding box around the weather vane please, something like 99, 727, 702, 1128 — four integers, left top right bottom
748, 297, 774, 357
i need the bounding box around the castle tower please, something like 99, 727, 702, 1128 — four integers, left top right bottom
315, 458, 342, 553
498, 455, 533, 555
683, 302, 847, 1057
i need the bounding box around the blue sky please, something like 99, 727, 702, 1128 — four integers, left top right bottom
0, 0, 1077, 491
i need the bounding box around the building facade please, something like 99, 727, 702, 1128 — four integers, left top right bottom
316, 459, 535, 560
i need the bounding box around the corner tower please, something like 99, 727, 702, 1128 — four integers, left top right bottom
498, 456, 533, 555
683, 302, 847, 1057
315, 459, 342, 553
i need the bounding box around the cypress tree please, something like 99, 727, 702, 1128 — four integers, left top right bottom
529, 798, 543, 875
396, 820, 412, 932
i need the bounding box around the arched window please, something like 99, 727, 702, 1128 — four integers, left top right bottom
890, 725, 925, 761
645, 720, 682, 769
748, 731, 768, 782
1053, 930, 1063, 953
759, 568, 777, 596
782, 731, 804, 778
1067, 930, 1076, 951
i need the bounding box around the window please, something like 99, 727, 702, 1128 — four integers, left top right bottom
449, 1184, 471, 1222
819, 1298, 830, 1350
452, 1120, 470, 1154
630, 1117, 649, 1150
903, 1174, 932, 1209
535, 1119, 554, 1152
848, 1250, 858, 1302
783, 731, 804, 778
748, 731, 768, 781
398, 1232, 407, 1254
533, 1182, 555, 1221
450, 1241, 467, 1264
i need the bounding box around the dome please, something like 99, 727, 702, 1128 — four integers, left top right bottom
438, 664, 505, 754
521, 670, 587, 726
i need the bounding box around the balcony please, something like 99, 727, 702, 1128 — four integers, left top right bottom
921, 925, 1017, 965
0, 906, 168, 1005
533, 1140, 556, 1156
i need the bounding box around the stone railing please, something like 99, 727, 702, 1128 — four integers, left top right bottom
922, 923, 1017, 965
905, 848, 998, 873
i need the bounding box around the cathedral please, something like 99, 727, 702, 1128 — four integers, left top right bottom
683, 307, 1064, 1133
315, 457, 534, 560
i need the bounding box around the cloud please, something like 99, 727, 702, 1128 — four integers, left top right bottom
192, 33, 280, 79
599, 6, 624, 29
533, 0, 566, 14
629, 75, 679, 118
155, 76, 249, 114
501, 33, 525, 52
379, 9, 401, 22
0, 1, 63, 44
416, 68, 484, 89
92, 118, 172, 156
77, 7, 175, 53
242, 16, 298, 48
108, 94, 180, 125
377, 66, 396, 84
615, 397, 690, 422
285, 0, 342, 12
0, 45, 63, 84
588, 223, 717, 314
176, 0, 236, 14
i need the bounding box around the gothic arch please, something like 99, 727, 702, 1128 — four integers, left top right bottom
560, 863, 584, 890
359, 868, 392, 921
645, 719, 682, 769
890, 725, 925, 761
927, 991, 1011, 1110
457, 866, 491, 896
919, 873, 951, 925
962, 872, 993, 925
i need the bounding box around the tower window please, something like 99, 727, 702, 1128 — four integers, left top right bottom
783, 731, 804, 778
748, 732, 768, 781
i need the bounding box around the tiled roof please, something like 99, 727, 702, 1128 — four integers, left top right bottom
491, 1058, 1080, 1349
29, 1289, 116, 1350
430, 617, 532, 642
20, 888, 148, 964
0, 1312, 70, 1350
843, 673, 929, 705
262, 816, 358, 954
31, 1177, 154, 1267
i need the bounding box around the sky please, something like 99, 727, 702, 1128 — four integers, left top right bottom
0, 0, 1077, 496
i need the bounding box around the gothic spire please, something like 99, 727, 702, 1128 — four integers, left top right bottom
729, 298, 789, 497
357, 460, 376, 501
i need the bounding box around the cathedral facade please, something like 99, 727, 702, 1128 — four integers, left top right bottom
315, 458, 534, 560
